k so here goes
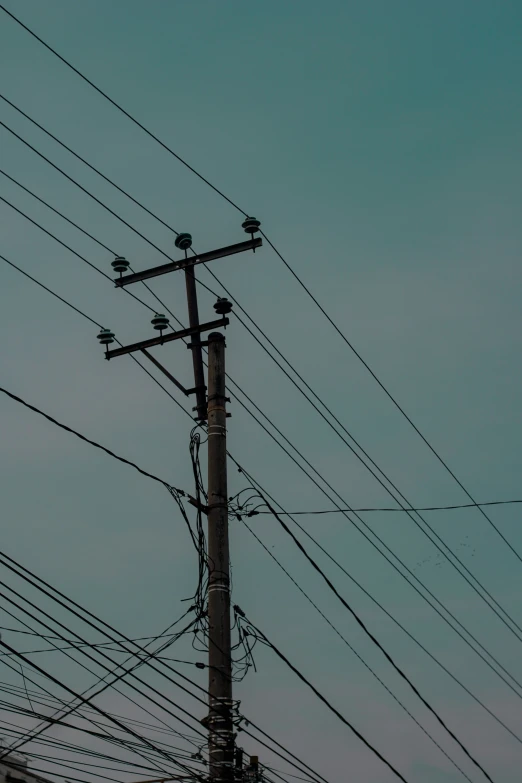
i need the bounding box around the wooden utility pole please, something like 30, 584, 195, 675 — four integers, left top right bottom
98, 220, 263, 783
207, 332, 233, 782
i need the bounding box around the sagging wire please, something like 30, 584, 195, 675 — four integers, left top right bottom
185, 433, 257, 683
187, 427, 210, 655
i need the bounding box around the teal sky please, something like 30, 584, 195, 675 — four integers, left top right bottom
1, 1, 522, 781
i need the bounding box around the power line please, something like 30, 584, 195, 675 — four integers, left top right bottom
5, 147, 520, 677
0, 648, 200, 781
0, 93, 182, 238
0, 264, 510, 783
4, 100, 519, 642
0, 591, 207, 766
242, 617, 412, 783
0, 6, 246, 216
7, 477, 488, 783
0, 385, 181, 492
246, 499, 522, 515
0, 168, 116, 254
0, 679, 202, 747
226, 380, 522, 694
244, 601, 493, 783
233, 467, 522, 746
4, 244, 522, 707
239, 519, 474, 783
0, 703, 201, 769
0, 553, 330, 783
3, 2, 517, 573
0, 253, 101, 328
2, 167, 512, 776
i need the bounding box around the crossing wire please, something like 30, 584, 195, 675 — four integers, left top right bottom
3, 128, 521, 654
2, 111, 520, 648
0, 260, 516, 776
2, 1, 519, 572
3, 238, 522, 702
0, 551, 330, 783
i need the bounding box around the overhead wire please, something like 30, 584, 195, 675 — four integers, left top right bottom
236, 618, 412, 783
0, 270, 508, 783
0, 551, 330, 783
1, 3, 518, 575
4, 143, 522, 680
5, 236, 522, 722
0, 112, 512, 776
242, 612, 493, 783
230, 464, 522, 745
4, 234, 519, 736
0, 651, 200, 782
0, 715, 184, 774
249, 499, 522, 514
239, 518, 474, 783
0, 593, 206, 764
0, 684, 202, 751
2, 39, 519, 783
0, 386, 181, 492
234, 510, 497, 782
3, 113, 521, 679
4, 108, 520, 650
191, 272, 522, 642
4, 202, 520, 776
0, 702, 200, 763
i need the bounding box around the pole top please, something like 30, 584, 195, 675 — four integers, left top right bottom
208, 331, 225, 342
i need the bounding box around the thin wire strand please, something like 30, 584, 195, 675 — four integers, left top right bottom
0, 554, 329, 783
232, 465, 522, 745
0, 7, 246, 216
250, 499, 522, 514
4, 100, 519, 641
240, 519, 474, 783
2, 2, 514, 568
4, 242, 522, 704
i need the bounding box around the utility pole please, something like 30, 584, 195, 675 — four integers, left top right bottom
97, 219, 262, 783
206, 331, 233, 781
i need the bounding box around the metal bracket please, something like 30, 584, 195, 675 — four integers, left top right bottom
114, 237, 262, 287
105, 317, 228, 359
187, 494, 209, 515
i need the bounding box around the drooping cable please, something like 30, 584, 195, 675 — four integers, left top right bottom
238, 518, 474, 782
232, 482, 497, 781
3, 246, 522, 707
3, 117, 520, 643
1, 4, 517, 573
0, 552, 330, 783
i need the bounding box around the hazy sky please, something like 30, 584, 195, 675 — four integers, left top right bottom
1, 1, 521, 782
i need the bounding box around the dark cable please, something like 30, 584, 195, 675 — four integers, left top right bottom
0, 201, 506, 776
236, 470, 522, 745
0, 254, 101, 328
5, 244, 521, 702
225, 380, 522, 695
0, 169, 116, 254
0, 554, 329, 783
2, 4, 516, 570
242, 618, 411, 783
0, 386, 179, 491
0, 6, 246, 216
240, 519, 474, 783
235, 486, 495, 781
0, 93, 181, 237
3, 103, 517, 640
0, 649, 198, 780
0, 592, 206, 763
251, 499, 522, 514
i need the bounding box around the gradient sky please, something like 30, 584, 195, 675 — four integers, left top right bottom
1, 1, 522, 781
